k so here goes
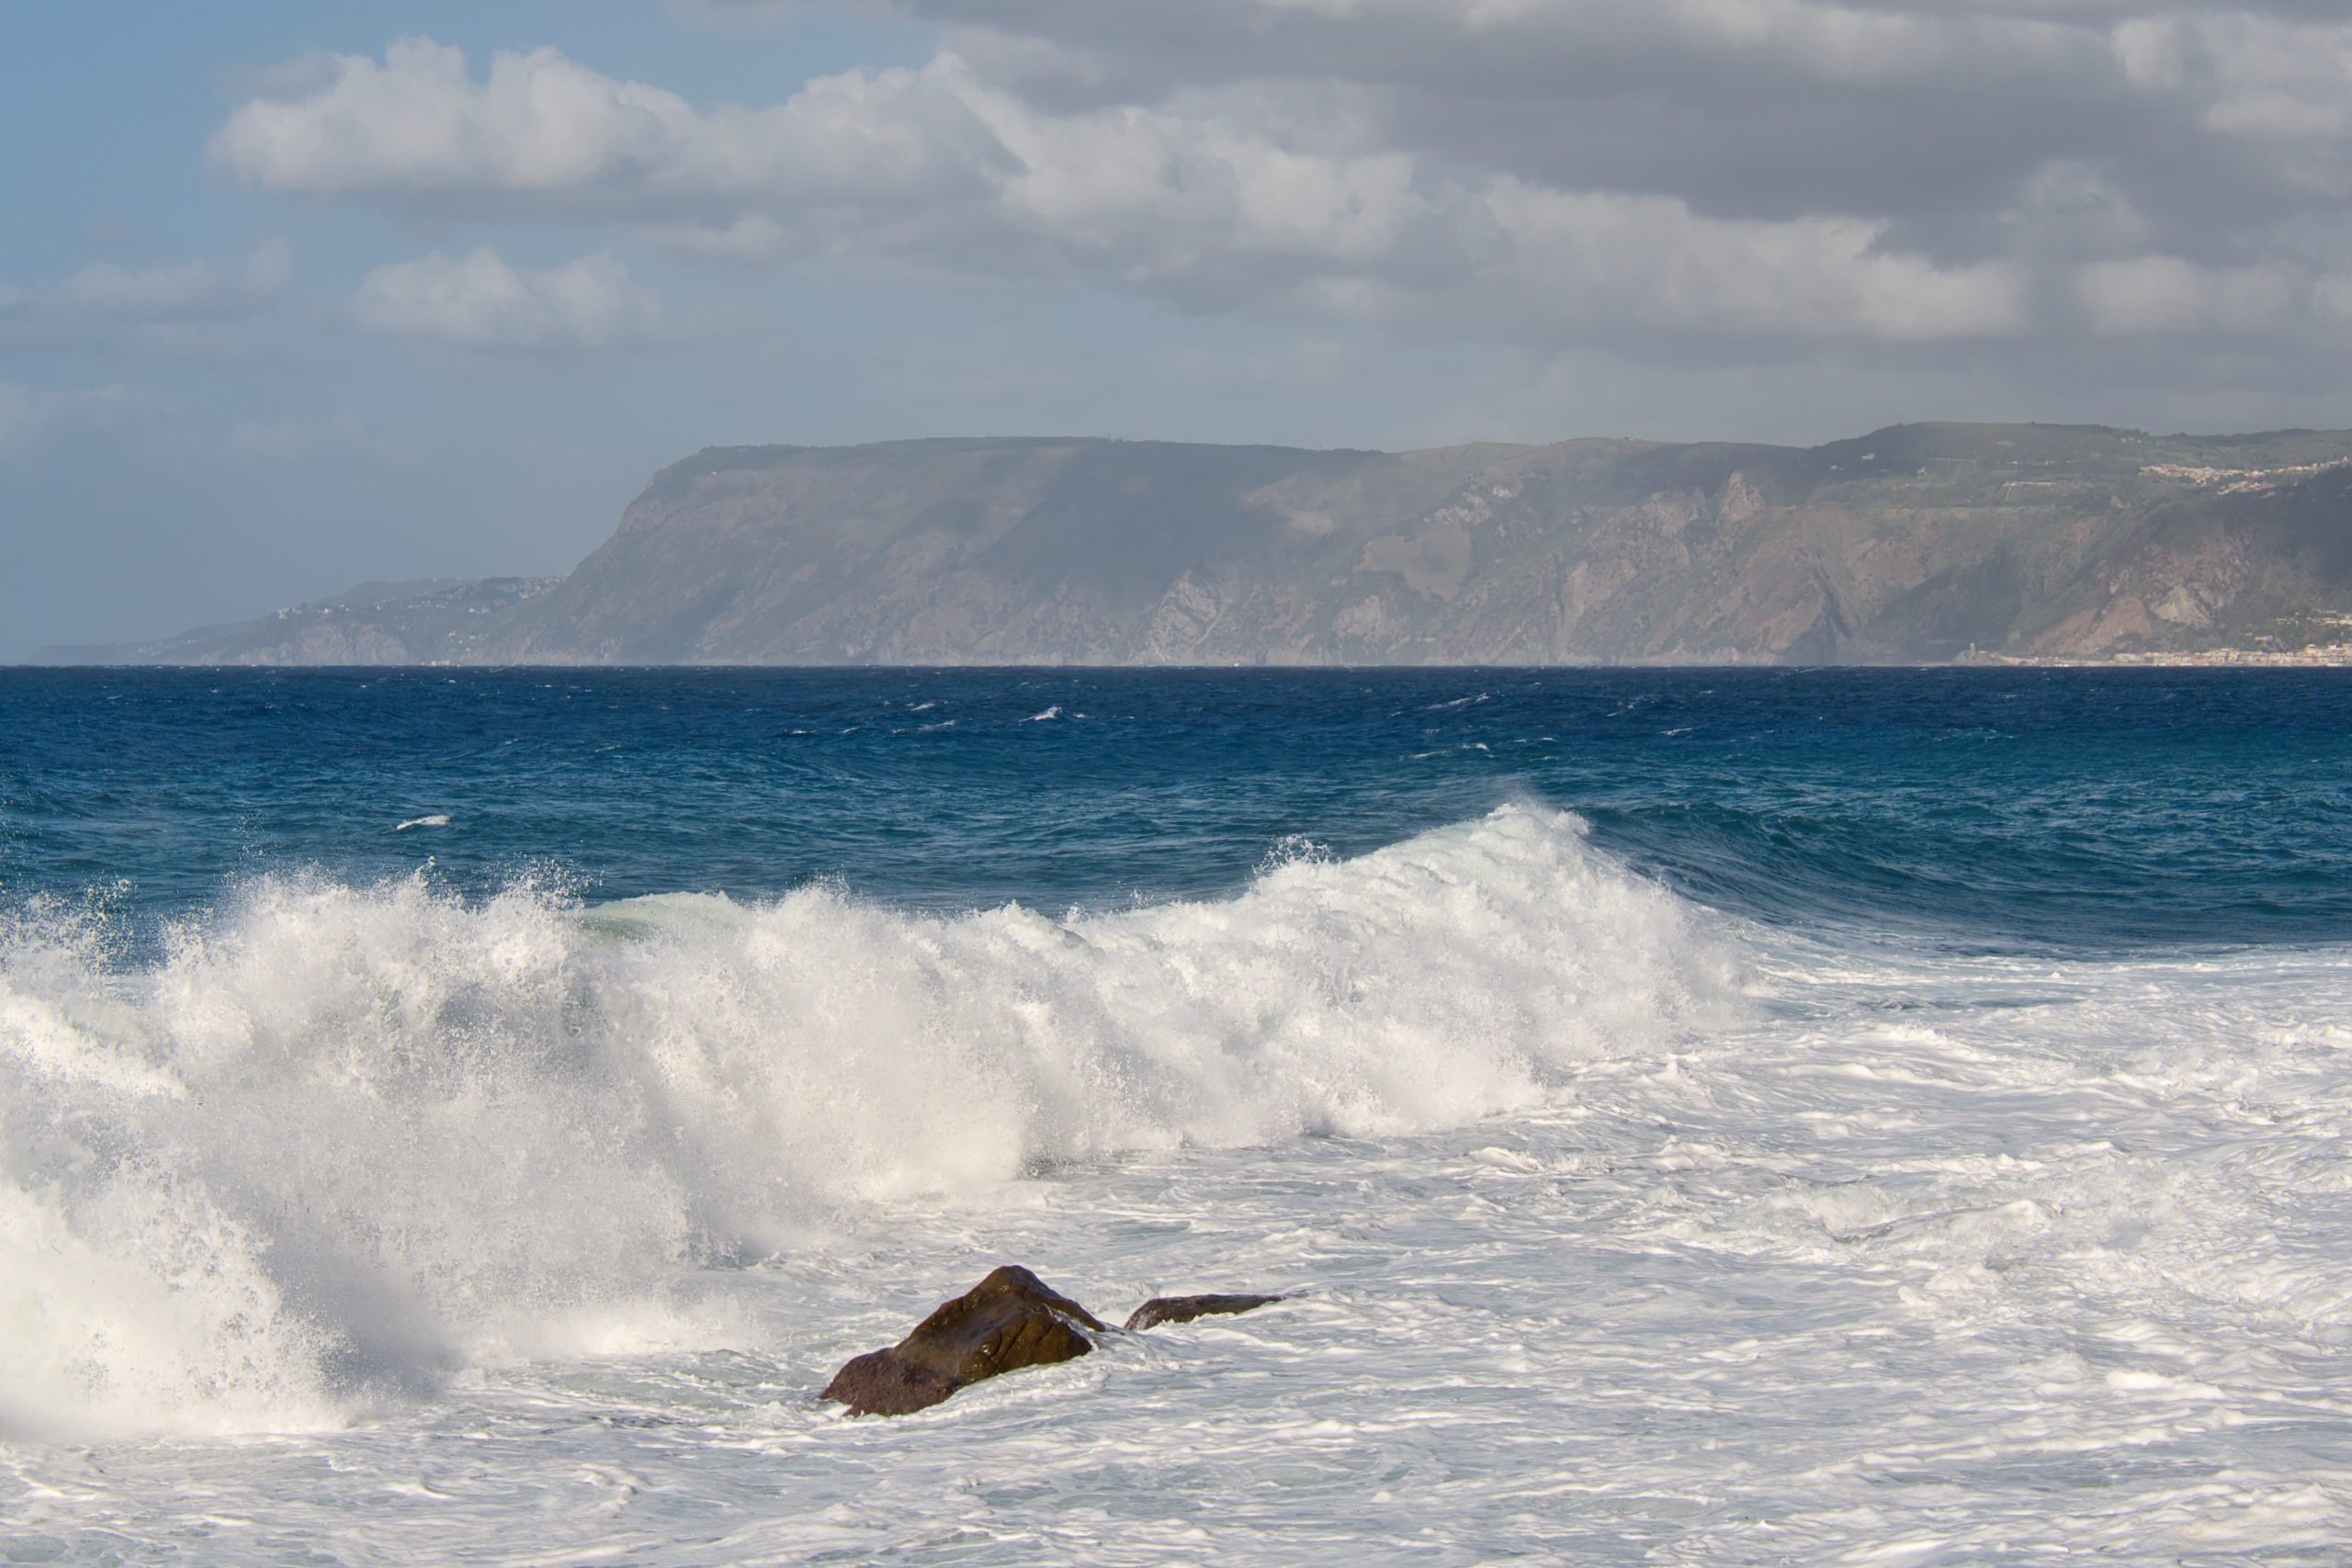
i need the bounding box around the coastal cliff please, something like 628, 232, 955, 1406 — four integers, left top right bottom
41, 422, 2352, 666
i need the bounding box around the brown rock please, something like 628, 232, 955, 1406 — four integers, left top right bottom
821, 1265, 1109, 1416
1123, 1293, 1283, 1331
817, 1348, 962, 1416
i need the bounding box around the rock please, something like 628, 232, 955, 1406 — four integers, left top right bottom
1124, 1293, 1283, 1331
818, 1348, 963, 1416
821, 1265, 1110, 1416
820, 1268, 1286, 1415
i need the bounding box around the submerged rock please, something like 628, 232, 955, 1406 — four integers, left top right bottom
821, 1268, 1282, 1416
1123, 1293, 1283, 1331
822, 1265, 1109, 1416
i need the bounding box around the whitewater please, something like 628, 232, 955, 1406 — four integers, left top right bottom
5, 667, 2351, 1564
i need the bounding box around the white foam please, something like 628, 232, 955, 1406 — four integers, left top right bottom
9, 846, 2352, 1559
0, 806, 1727, 1437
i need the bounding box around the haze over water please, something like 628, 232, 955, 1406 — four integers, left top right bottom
6, 667, 2352, 1564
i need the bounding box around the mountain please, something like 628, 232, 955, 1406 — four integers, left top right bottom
35, 423, 2352, 666
37, 577, 562, 667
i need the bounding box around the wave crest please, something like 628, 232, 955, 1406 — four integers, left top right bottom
0, 805, 1733, 1434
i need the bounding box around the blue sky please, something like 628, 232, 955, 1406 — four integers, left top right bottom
6, 2, 2352, 657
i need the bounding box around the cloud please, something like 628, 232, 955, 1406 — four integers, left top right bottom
0, 381, 143, 462
1477, 184, 2029, 340
2075, 255, 2304, 336
0, 243, 295, 345
209, 36, 1001, 221
2111, 12, 2352, 132
215, 38, 2025, 345
212, 9, 2352, 367
54, 242, 294, 321
352, 247, 666, 350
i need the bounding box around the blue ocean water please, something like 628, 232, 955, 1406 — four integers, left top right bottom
6, 666, 2352, 1565
7, 666, 2349, 947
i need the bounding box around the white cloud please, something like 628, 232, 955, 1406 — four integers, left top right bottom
2003, 160, 2149, 262
1, 243, 294, 334
352, 247, 666, 350
209, 36, 1002, 220
55, 241, 294, 321
218, 39, 2029, 345
639, 213, 801, 262
1472, 182, 2029, 340
2075, 255, 2304, 336
2113, 13, 2352, 135
2111, 12, 2352, 195
209, 10, 2352, 369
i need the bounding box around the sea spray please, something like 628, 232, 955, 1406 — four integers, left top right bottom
12, 668, 2352, 1560
0, 805, 1734, 1436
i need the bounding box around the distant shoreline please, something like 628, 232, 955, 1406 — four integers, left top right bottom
1961, 646, 2352, 669
16, 656, 2352, 673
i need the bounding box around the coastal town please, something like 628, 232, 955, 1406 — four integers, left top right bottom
2092, 644, 2352, 666
1969, 636, 2352, 667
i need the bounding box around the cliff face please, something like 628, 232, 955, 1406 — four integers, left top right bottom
478, 423, 2352, 665
41, 422, 2352, 666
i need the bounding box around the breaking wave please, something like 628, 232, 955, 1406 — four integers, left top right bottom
0, 805, 1734, 1438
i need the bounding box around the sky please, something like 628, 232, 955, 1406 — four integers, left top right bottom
5, 1, 2352, 657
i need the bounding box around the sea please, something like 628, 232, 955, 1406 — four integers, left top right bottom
5, 665, 2352, 1565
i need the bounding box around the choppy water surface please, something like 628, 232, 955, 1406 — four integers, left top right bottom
4, 667, 2351, 1564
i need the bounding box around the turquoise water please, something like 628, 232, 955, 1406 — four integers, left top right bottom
6, 667, 2352, 1564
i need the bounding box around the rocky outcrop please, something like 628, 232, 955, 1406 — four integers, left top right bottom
820, 1266, 1280, 1416
1123, 1293, 1284, 1331
823, 1265, 1106, 1416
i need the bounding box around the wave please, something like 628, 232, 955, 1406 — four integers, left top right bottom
0, 805, 1734, 1438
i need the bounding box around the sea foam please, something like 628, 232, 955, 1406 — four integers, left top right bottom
0, 805, 1732, 1437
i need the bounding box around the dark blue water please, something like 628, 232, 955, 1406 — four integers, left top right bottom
4, 666, 2348, 952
